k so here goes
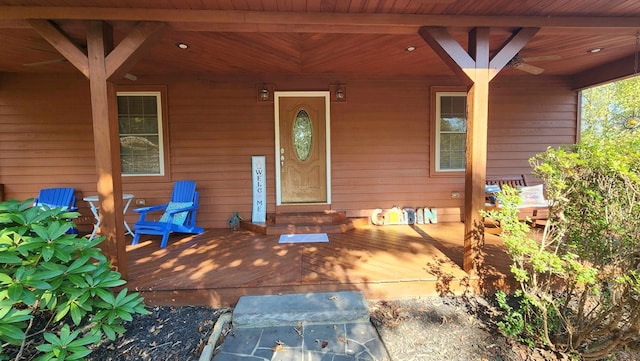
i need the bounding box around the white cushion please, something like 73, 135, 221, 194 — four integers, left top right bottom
518, 184, 549, 207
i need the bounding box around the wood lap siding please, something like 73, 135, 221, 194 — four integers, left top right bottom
331, 78, 457, 215
0, 73, 576, 228
0, 74, 95, 197
488, 77, 578, 179
138, 80, 277, 230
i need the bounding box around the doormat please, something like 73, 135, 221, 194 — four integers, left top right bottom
278, 233, 329, 244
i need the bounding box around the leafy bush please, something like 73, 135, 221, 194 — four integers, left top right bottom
0, 199, 149, 360
486, 128, 640, 360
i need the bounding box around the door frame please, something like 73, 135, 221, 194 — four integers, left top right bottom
274, 91, 332, 206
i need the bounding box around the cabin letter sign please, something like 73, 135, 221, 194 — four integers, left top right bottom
252, 156, 266, 223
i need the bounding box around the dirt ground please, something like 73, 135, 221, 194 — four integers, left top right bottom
82, 295, 623, 361
7, 295, 639, 361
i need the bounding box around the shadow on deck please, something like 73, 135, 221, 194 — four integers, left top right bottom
124, 222, 518, 307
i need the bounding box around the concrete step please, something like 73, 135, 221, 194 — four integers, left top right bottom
232, 291, 370, 328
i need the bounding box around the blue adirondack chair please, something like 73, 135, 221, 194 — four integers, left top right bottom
131, 180, 204, 248
33, 187, 78, 234
34, 187, 77, 211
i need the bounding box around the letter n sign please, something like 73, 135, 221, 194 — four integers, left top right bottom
252, 156, 266, 223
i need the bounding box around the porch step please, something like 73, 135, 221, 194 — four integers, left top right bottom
214, 291, 390, 361
231, 291, 370, 328
240, 211, 368, 235
270, 211, 346, 224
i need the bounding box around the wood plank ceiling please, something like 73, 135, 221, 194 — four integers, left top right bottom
1, 0, 640, 85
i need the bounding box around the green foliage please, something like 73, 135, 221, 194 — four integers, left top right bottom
0, 199, 149, 360
495, 290, 561, 349
488, 127, 640, 360
581, 75, 640, 133
495, 291, 527, 342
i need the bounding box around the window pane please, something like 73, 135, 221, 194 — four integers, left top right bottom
117, 97, 129, 113
118, 116, 130, 133
440, 117, 466, 132
441, 96, 466, 117
129, 117, 146, 133
439, 133, 466, 170
128, 96, 144, 115
437, 93, 467, 171
117, 93, 163, 176
144, 117, 158, 133
143, 96, 158, 115
293, 110, 313, 161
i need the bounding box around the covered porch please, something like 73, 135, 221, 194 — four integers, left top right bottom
125, 223, 518, 307
2, 1, 639, 297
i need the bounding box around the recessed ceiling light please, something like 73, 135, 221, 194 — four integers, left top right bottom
176, 42, 189, 50
405, 46, 417, 52
588, 47, 604, 53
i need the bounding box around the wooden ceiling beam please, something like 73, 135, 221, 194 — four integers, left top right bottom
169, 22, 418, 34
570, 54, 639, 90
469, 27, 490, 69
489, 27, 539, 80
26, 19, 89, 77
105, 21, 166, 81
26, 19, 164, 81
419, 26, 475, 84
5, 7, 640, 29
5, 19, 636, 36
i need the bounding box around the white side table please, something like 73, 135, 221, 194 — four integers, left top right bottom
83, 194, 135, 240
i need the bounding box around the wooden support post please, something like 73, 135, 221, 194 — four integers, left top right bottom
29, 18, 164, 278
419, 26, 537, 274
463, 28, 490, 274
462, 80, 490, 273
87, 21, 127, 278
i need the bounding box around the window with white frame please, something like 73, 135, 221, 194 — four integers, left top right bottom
435, 92, 467, 172
117, 92, 165, 176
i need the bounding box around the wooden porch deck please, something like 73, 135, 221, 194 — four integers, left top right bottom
124, 222, 517, 307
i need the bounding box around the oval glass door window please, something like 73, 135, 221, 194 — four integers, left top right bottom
292, 110, 313, 161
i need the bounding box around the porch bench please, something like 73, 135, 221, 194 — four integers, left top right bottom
484, 175, 550, 227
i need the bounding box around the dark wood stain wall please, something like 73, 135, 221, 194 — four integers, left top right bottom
0, 74, 93, 195
488, 78, 578, 178
0, 73, 576, 228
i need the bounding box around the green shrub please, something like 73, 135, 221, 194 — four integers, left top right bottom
485, 128, 640, 360
0, 199, 149, 360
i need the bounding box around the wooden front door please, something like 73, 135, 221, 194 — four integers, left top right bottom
278, 95, 327, 204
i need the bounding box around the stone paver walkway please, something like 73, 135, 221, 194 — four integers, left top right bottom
212, 291, 391, 361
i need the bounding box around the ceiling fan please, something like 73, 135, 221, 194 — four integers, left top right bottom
23, 46, 82, 68
508, 54, 561, 75
23, 55, 138, 80
23, 58, 68, 67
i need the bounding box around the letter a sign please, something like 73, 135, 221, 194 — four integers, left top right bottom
252, 156, 267, 223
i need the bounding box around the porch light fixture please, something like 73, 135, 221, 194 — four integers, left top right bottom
330, 83, 347, 102
256, 83, 274, 102
176, 42, 189, 49
124, 73, 137, 81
